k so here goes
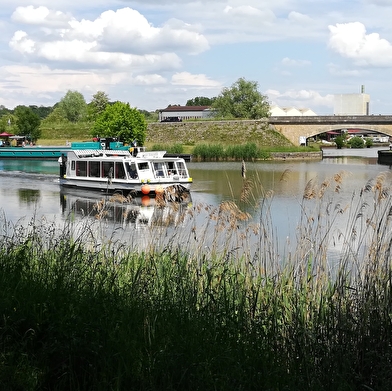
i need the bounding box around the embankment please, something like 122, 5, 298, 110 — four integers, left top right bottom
147, 120, 322, 160
147, 120, 291, 147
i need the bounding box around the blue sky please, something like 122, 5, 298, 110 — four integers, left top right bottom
1, 0, 392, 114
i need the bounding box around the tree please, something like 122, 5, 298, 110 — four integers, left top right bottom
0, 114, 17, 133
212, 77, 270, 119
29, 105, 53, 120
41, 106, 67, 125
88, 91, 110, 121
92, 102, 147, 145
186, 97, 215, 106
59, 90, 87, 122
14, 105, 41, 141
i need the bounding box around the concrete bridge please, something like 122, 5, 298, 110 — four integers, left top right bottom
268, 115, 392, 145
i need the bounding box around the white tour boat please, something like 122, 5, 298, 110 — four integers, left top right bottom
59, 148, 192, 196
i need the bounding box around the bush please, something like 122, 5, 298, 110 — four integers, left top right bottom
365, 137, 373, 148
348, 136, 365, 148
334, 135, 345, 149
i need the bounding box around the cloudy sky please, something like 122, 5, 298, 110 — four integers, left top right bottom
1, 0, 392, 114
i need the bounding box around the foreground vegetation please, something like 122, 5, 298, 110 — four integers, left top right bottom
1, 171, 392, 390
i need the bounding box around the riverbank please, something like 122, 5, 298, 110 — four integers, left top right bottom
36, 120, 323, 161
2, 180, 392, 390
270, 151, 322, 160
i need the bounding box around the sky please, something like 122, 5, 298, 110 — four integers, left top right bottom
1, 0, 392, 114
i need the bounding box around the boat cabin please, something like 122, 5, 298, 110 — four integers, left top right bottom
60, 149, 192, 194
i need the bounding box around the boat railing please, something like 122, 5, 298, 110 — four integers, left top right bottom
136, 151, 166, 159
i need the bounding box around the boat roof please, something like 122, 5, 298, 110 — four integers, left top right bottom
69, 150, 131, 158
68, 149, 176, 160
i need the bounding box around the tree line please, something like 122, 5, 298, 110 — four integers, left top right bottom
0, 78, 270, 143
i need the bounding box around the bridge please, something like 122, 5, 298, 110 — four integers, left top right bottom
268, 115, 392, 145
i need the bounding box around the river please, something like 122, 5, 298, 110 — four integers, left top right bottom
0, 147, 391, 259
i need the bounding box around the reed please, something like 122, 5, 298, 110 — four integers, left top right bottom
1, 173, 392, 390
150, 143, 184, 154
192, 142, 270, 161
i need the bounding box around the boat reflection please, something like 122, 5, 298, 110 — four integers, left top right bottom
59, 189, 192, 229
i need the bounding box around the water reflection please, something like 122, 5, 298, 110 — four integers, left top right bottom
59, 189, 193, 229
0, 153, 392, 261
18, 188, 41, 204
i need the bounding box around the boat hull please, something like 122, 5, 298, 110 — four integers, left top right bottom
59, 177, 192, 195
0, 147, 72, 159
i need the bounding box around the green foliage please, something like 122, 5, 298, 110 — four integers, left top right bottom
192, 142, 263, 161
334, 135, 345, 149
14, 105, 41, 141
3, 179, 392, 391
0, 105, 12, 118
365, 137, 373, 147
59, 90, 87, 122
140, 110, 159, 122
0, 114, 18, 134
28, 105, 52, 119
41, 106, 68, 125
186, 96, 215, 106
150, 143, 184, 154
93, 101, 147, 145
87, 91, 109, 121
212, 77, 270, 119
348, 136, 365, 148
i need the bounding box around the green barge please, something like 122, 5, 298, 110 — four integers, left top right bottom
0, 139, 130, 160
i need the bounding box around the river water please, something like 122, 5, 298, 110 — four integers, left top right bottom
0, 147, 391, 260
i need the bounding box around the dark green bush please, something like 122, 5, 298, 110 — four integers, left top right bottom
348, 136, 365, 148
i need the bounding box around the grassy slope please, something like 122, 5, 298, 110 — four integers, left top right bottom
38, 120, 297, 150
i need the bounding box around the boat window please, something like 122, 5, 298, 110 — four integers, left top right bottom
176, 161, 187, 178
126, 162, 138, 179
102, 162, 114, 178
115, 162, 126, 179
153, 162, 165, 177
137, 162, 150, 171
166, 162, 177, 176
88, 161, 100, 177
76, 161, 87, 177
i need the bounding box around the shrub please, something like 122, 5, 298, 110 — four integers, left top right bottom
365, 137, 373, 148
334, 135, 345, 149
348, 136, 364, 148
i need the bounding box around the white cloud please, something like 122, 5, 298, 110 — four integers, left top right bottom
281, 57, 311, 67
12, 6, 70, 27
9, 30, 35, 53
267, 88, 334, 110
171, 72, 221, 87
223, 5, 275, 25
2, 0, 392, 113
287, 11, 312, 24
133, 74, 167, 85
328, 63, 363, 77
328, 22, 392, 67
8, 6, 210, 65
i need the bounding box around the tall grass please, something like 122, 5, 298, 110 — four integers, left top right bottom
1, 173, 392, 390
192, 142, 270, 161
150, 142, 184, 154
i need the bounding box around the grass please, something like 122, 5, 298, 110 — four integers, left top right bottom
37, 119, 315, 156
1, 171, 392, 390
39, 121, 92, 144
